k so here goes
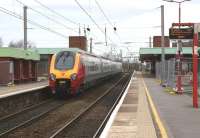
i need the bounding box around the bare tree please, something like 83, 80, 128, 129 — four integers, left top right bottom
15, 40, 23, 48
8, 40, 23, 48
8, 40, 36, 48
27, 41, 36, 48
8, 41, 16, 48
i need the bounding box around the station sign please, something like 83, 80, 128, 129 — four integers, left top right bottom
169, 27, 194, 39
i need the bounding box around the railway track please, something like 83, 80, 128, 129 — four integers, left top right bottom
0, 99, 65, 137
0, 86, 51, 119
50, 73, 132, 138
1, 73, 130, 138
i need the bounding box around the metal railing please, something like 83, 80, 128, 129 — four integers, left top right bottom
156, 58, 194, 93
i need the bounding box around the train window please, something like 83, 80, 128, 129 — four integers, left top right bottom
55, 51, 75, 70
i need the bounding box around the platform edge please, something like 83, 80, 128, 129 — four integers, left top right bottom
142, 77, 168, 138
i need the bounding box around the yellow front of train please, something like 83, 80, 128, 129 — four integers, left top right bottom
49, 51, 83, 97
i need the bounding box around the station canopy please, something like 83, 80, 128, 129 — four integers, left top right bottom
0, 47, 40, 60
139, 47, 200, 62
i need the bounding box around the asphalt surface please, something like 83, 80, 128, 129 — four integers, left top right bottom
143, 75, 200, 138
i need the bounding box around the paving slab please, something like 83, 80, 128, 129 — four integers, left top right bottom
107, 74, 157, 138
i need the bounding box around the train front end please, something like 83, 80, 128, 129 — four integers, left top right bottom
49, 51, 84, 97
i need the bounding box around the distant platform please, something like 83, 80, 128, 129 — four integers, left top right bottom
0, 81, 48, 99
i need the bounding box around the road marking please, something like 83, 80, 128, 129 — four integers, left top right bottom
142, 77, 168, 138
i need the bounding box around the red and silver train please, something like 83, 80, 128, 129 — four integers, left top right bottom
49, 48, 122, 97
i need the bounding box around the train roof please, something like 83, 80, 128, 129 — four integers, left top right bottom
29, 48, 69, 55
30, 47, 102, 58
29, 47, 121, 63
54, 48, 122, 63
29, 47, 86, 55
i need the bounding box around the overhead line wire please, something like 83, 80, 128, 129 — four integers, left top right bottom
74, 0, 115, 45
94, 0, 113, 27
25, 0, 104, 44
15, 0, 78, 33
33, 0, 117, 46
30, 8, 78, 32
0, 6, 67, 39
74, 0, 104, 34
33, 0, 80, 26
94, 0, 122, 44
16, 0, 106, 48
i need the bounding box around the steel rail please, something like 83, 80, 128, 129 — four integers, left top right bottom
0, 98, 53, 122
50, 74, 129, 138
0, 99, 65, 137
93, 73, 132, 137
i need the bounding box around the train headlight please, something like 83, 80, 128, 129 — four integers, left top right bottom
71, 73, 77, 81
49, 73, 56, 81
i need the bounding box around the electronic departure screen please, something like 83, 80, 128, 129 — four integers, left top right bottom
169, 27, 194, 39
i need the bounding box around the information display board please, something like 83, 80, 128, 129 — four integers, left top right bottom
169, 27, 194, 39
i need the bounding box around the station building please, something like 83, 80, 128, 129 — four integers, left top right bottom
0, 47, 39, 85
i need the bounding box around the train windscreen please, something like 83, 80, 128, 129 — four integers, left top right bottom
55, 51, 75, 70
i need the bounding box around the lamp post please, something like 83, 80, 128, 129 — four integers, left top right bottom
163, 0, 191, 25
163, 0, 191, 93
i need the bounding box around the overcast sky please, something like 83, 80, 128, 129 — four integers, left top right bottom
0, 0, 200, 56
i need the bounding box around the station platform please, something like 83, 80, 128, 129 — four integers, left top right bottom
144, 74, 200, 138
0, 81, 48, 99
101, 72, 158, 138
101, 72, 200, 138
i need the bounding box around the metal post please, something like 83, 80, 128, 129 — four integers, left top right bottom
176, 40, 183, 94
90, 38, 92, 54
79, 23, 81, 36
193, 31, 198, 108
23, 6, 27, 50
84, 24, 86, 37
177, 2, 182, 94
105, 25, 107, 46
120, 49, 123, 61
110, 46, 112, 59
179, 3, 181, 24
149, 36, 152, 48
161, 5, 165, 85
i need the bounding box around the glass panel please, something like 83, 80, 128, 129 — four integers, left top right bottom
55, 51, 75, 70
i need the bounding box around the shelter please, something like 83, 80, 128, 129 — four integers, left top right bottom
0, 47, 39, 85
139, 47, 197, 74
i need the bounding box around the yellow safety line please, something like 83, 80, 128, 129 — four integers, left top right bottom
142, 77, 168, 138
